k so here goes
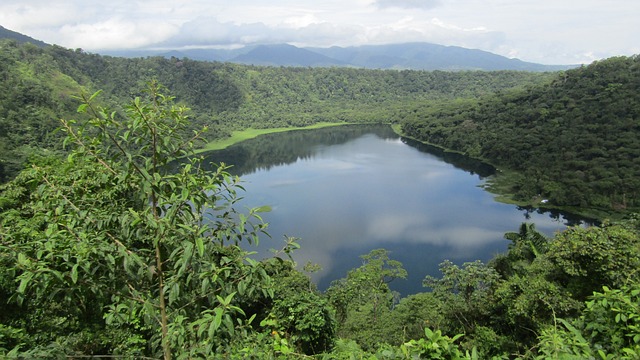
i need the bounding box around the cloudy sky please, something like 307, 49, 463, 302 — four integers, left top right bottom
1, 0, 638, 65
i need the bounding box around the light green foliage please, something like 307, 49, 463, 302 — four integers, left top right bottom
582, 284, 640, 357
377, 328, 475, 360
492, 224, 580, 345
492, 258, 582, 353
327, 249, 407, 351
0, 82, 272, 358
422, 260, 511, 357
424, 260, 500, 334
535, 318, 593, 359
259, 258, 336, 355
536, 282, 640, 359
383, 292, 445, 343
546, 220, 640, 300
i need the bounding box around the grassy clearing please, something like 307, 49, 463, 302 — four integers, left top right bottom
197, 122, 349, 152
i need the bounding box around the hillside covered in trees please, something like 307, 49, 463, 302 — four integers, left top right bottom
1, 37, 640, 358
401, 55, 640, 217
0, 39, 552, 182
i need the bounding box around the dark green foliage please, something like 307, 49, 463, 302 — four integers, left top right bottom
258, 258, 336, 355
327, 249, 407, 351
422, 260, 506, 357
401, 55, 640, 214
3, 36, 640, 359
546, 220, 640, 300
582, 284, 640, 356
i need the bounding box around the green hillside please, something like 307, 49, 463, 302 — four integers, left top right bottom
0, 39, 552, 182
0, 41, 85, 181
402, 55, 640, 217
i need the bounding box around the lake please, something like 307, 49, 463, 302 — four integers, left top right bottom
201, 124, 588, 295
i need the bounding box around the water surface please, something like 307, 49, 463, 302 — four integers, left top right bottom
202, 125, 587, 295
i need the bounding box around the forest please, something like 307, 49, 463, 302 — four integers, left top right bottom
401, 55, 640, 218
1, 39, 640, 359
0, 39, 552, 182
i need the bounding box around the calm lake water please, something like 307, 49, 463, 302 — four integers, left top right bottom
201, 124, 588, 295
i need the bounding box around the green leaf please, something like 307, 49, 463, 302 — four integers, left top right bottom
17, 253, 28, 267
71, 263, 79, 284
238, 281, 246, 296
209, 308, 223, 338
196, 237, 204, 257
88, 89, 103, 102
254, 205, 272, 213
17, 273, 33, 294
169, 283, 180, 305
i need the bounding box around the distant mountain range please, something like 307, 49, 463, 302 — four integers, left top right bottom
107, 43, 574, 71
1, 24, 574, 71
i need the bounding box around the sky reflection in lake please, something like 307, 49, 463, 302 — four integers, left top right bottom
203, 125, 587, 295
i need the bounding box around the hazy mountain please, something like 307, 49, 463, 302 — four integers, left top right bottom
112, 42, 573, 71
0, 25, 573, 71
0, 25, 48, 47
307, 43, 573, 71
230, 44, 347, 67
103, 47, 251, 62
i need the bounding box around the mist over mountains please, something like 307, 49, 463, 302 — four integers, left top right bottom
107, 43, 573, 72
0, 25, 573, 71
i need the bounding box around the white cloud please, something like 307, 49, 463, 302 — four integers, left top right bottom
0, 0, 638, 64
59, 19, 178, 50
162, 17, 273, 47
366, 213, 504, 249
374, 0, 442, 10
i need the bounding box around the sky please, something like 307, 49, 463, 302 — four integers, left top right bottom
1, 0, 638, 65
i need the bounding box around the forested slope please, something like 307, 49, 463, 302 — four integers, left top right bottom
401, 55, 640, 215
2, 85, 640, 359
0, 42, 83, 182
0, 39, 552, 182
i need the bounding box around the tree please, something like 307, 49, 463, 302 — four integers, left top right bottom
495, 222, 549, 277
326, 249, 407, 350
0, 82, 273, 358
423, 260, 504, 356
257, 257, 336, 355
536, 282, 640, 359
546, 220, 640, 300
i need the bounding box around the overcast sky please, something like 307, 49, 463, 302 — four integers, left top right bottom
1, 0, 638, 65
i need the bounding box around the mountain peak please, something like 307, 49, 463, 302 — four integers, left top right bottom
0, 25, 49, 47
231, 44, 346, 67
0, 26, 574, 71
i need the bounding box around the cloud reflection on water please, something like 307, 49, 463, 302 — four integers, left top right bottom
214, 125, 588, 295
